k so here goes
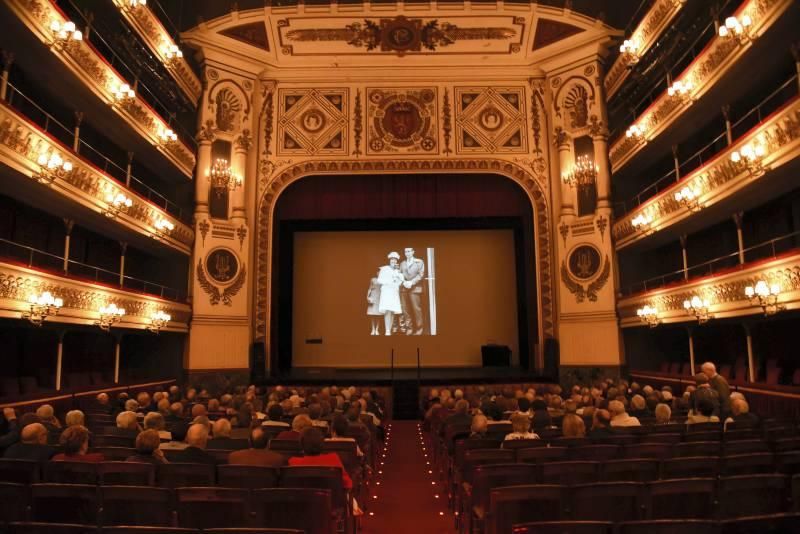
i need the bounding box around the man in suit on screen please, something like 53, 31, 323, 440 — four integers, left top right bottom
400, 247, 425, 335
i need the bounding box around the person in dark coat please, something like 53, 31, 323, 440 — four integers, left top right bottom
3, 423, 56, 462
228, 428, 287, 467
702, 362, 731, 419
168, 423, 217, 465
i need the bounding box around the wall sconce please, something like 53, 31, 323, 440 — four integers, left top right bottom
619, 38, 640, 66
34, 152, 73, 184
631, 212, 653, 232
683, 294, 712, 324
745, 279, 783, 316
23, 291, 63, 326
674, 184, 700, 211
625, 123, 646, 142
636, 305, 660, 328
157, 127, 178, 145
719, 14, 753, 43
161, 42, 183, 66
731, 140, 766, 176
148, 310, 171, 334
667, 79, 693, 101
104, 192, 133, 218
153, 218, 175, 239
96, 303, 125, 331
49, 19, 83, 50
561, 154, 598, 188
111, 82, 135, 104
208, 158, 242, 196
117, 0, 147, 11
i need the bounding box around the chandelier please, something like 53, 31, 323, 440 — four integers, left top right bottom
619, 39, 640, 66
683, 294, 712, 324
731, 141, 766, 176
745, 279, 783, 316
719, 15, 753, 43
625, 124, 646, 142
162, 42, 183, 65
148, 310, 171, 334
674, 184, 700, 211
96, 303, 125, 331
667, 79, 693, 100
49, 19, 83, 49
157, 127, 178, 145
34, 152, 73, 184
104, 192, 133, 218
561, 154, 597, 188
208, 158, 242, 195
23, 291, 63, 326
153, 218, 175, 239
111, 83, 135, 104
631, 212, 653, 232
636, 305, 660, 328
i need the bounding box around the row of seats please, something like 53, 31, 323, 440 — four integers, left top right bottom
467, 475, 800, 534
511, 514, 800, 534
0, 482, 339, 534
0, 524, 303, 534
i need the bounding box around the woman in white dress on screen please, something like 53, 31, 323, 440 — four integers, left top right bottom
377, 251, 404, 336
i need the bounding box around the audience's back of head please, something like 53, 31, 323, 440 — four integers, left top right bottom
186, 423, 209, 449
299, 427, 324, 455
562, 413, 586, 438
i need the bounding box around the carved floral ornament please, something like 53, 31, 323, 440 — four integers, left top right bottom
613, 105, 800, 243
254, 158, 555, 342
0, 109, 193, 249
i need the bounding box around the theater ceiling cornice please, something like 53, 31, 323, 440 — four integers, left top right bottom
180, 3, 621, 76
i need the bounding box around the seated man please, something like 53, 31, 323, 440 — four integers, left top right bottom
724, 398, 760, 430
208, 418, 244, 450
262, 404, 290, 428
468, 414, 489, 439
687, 398, 719, 425
587, 409, 613, 439
165, 402, 186, 429
277, 414, 313, 440
52, 426, 104, 462
689, 374, 720, 417
144, 412, 172, 441
169, 423, 217, 465
655, 403, 673, 425
127, 429, 168, 465
109, 411, 141, 439
3, 423, 56, 462
228, 427, 287, 467
609, 400, 641, 427
159, 422, 189, 451
326, 414, 363, 457
36, 405, 62, 433
65, 410, 85, 428
94, 392, 113, 414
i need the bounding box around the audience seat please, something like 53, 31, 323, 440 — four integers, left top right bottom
0, 482, 31, 523
601, 459, 659, 483
516, 446, 567, 464
91, 447, 135, 462
775, 451, 800, 475
250, 488, 334, 534
618, 519, 721, 534
647, 478, 716, 519
175, 487, 250, 529
157, 463, 215, 488
489, 485, 566, 534
30, 483, 98, 525
570, 482, 645, 522
43, 462, 98, 485
721, 513, 800, 534
511, 521, 612, 534
718, 474, 790, 518
568, 445, 619, 462
99, 528, 196, 534
498, 439, 545, 451
721, 453, 775, 476
675, 442, 720, 458
279, 465, 351, 530
622, 443, 672, 460
98, 486, 172, 527
7, 522, 96, 534
91, 436, 135, 448
217, 465, 280, 489
98, 462, 155, 486
203, 530, 304, 534
464, 463, 537, 533
660, 456, 720, 479
723, 439, 769, 455
541, 461, 599, 486
0, 459, 41, 484
649, 424, 685, 435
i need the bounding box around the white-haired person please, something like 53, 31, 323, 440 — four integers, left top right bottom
377, 251, 405, 335
655, 403, 673, 425
502, 413, 539, 444
609, 400, 641, 427
724, 398, 760, 430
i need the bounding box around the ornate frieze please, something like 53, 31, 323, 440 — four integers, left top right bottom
613, 102, 800, 247
0, 105, 194, 253
454, 87, 527, 154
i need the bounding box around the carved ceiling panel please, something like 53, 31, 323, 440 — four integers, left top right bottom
366, 88, 438, 155
454, 87, 527, 154
277, 89, 349, 156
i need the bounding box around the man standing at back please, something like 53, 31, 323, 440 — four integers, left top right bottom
400, 247, 425, 335
702, 362, 731, 419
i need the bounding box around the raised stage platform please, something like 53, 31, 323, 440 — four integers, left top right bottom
266, 366, 554, 385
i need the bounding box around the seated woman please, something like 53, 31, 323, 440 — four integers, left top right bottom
468, 414, 488, 439
561, 413, 586, 438
126, 429, 168, 465
502, 413, 539, 444
326, 414, 364, 457
290, 427, 352, 488
687, 399, 719, 425
52, 426, 104, 462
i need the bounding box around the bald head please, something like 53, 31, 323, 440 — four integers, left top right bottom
701, 362, 716, 379
186, 423, 209, 449
21, 423, 47, 444
213, 418, 232, 438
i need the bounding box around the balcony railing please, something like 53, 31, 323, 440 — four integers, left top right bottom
608, 0, 795, 173
621, 230, 800, 297
5, 82, 190, 224
614, 74, 799, 216
0, 237, 186, 302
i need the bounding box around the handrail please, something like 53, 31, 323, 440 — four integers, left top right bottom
615, 73, 800, 216
55, 0, 196, 150
620, 229, 800, 296
609, 0, 741, 140
0, 237, 186, 302
4, 82, 190, 223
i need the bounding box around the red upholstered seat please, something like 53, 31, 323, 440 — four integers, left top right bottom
647, 478, 717, 519
176, 487, 250, 529
98, 486, 172, 527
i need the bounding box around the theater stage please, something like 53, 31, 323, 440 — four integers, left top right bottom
265, 366, 554, 386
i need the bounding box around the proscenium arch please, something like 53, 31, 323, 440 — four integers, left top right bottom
254, 158, 556, 368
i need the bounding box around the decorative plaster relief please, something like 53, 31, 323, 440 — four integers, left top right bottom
278, 89, 348, 155
455, 87, 527, 154
367, 88, 438, 155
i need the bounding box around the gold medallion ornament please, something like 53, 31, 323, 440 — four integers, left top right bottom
197, 247, 246, 306
561, 244, 610, 303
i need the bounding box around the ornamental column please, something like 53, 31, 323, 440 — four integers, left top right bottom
591, 122, 612, 214
195, 124, 214, 218
231, 130, 251, 222
556, 128, 576, 219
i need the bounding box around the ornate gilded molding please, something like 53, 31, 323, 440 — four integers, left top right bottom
614, 101, 800, 248
609, 0, 789, 172
197, 259, 247, 306
442, 89, 452, 155
353, 89, 363, 157
561, 255, 610, 303
0, 104, 194, 253
255, 158, 554, 343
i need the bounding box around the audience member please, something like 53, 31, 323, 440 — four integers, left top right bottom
228, 427, 287, 467
169, 423, 217, 465
289, 427, 352, 489
127, 429, 168, 465
588, 409, 613, 439
469, 414, 488, 439
655, 403, 672, 425
144, 412, 172, 440
503, 413, 539, 443
3, 423, 55, 462
52, 426, 103, 462
208, 418, 242, 450
263, 404, 290, 428
724, 398, 759, 429
65, 410, 85, 428
691, 373, 720, 416
702, 362, 731, 419
160, 422, 189, 451
277, 414, 313, 440
35, 404, 61, 432
562, 413, 586, 438
609, 400, 641, 427
688, 398, 720, 424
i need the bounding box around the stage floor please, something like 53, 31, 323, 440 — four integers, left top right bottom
266, 366, 554, 385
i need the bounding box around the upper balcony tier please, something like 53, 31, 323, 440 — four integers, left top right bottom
608, 0, 797, 178
0, 257, 189, 334
0, 96, 194, 256
612, 93, 800, 251
618, 245, 800, 329
604, 0, 687, 99
0, 0, 196, 179
111, 0, 201, 106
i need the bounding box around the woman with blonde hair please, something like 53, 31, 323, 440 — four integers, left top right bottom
503, 413, 539, 443
562, 413, 586, 438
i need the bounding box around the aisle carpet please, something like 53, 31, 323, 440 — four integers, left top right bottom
360, 420, 455, 534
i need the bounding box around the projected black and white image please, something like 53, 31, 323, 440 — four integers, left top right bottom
366, 247, 437, 336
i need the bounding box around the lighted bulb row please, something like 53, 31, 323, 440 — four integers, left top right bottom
49, 20, 83, 42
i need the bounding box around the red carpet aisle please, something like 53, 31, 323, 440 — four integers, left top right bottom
360, 421, 455, 534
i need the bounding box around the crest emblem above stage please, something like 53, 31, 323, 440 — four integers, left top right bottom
368, 88, 437, 154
